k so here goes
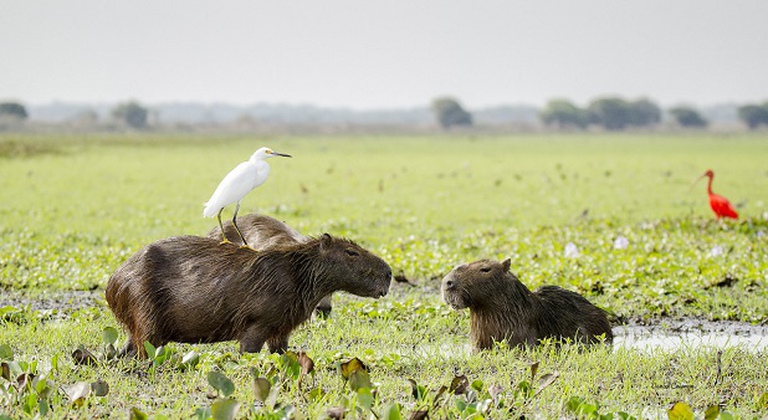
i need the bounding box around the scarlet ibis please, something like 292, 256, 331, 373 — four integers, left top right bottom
204, 147, 292, 245
694, 169, 738, 219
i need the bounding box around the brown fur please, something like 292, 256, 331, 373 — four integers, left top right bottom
441, 259, 612, 350
106, 234, 391, 358
207, 213, 334, 317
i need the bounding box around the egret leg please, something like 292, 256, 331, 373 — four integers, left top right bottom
217, 208, 232, 245
231, 202, 251, 248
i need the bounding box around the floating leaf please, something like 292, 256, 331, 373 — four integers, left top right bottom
668, 402, 694, 420
408, 378, 426, 401
488, 384, 504, 401
253, 377, 271, 403
211, 398, 241, 420
0, 343, 13, 360
326, 407, 346, 419
193, 407, 211, 420
449, 374, 469, 395
759, 392, 768, 408
91, 379, 109, 397
349, 369, 372, 392
297, 351, 314, 376
535, 372, 560, 397
180, 351, 200, 370
16, 372, 35, 390
432, 385, 448, 407
207, 371, 235, 397
281, 351, 301, 379
529, 361, 540, 382
357, 387, 374, 410
2, 360, 22, 381
143, 342, 156, 360
102, 327, 119, 346
72, 347, 97, 366
307, 386, 325, 402
64, 381, 91, 407
340, 357, 368, 380
471, 379, 484, 393
408, 410, 428, 420
380, 403, 402, 420
130, 407, 149, 420
704, 405, 720, 420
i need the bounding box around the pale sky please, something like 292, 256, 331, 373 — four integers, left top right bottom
2, 1, 767, 109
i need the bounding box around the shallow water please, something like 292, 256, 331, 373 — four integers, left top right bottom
613, 319, 768, 351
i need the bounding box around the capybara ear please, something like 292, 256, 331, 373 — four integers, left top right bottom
320, 233, 333, 248
501, 258, 511, 272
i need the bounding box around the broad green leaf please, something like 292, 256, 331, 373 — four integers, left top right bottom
130, 407, 149, 420
211, 398, 241, 420
91, 379, 109, 397
102, 327, 119, 345
380, 403, 402, 420
704, 405, 719, 420
64, 381, 91, 407
340, 357, 368, 380
449, 375, 469, 395
180, 351, 200, 370
357, 387, 374, 410
253, 377, 270, 402
0, 344, 13, 360
668, 402, 694, 420
349, 369, 372, 392
207, 371, 235, 397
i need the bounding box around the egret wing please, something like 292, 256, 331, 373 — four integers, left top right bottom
203, 162, 258, 217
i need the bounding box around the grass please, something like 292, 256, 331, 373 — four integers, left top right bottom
1, 132, 767, 418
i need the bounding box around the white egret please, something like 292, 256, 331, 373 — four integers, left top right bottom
203, 147, 292, 246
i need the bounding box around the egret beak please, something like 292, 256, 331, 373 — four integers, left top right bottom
271, 151, 292, 158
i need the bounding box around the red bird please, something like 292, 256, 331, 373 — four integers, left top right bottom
696, 169, 738, 219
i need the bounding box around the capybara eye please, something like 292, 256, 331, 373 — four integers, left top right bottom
480, 267, 492, 273
345, 249, 360, 257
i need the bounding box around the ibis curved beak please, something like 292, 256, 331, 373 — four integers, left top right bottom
687, 173, 706, 193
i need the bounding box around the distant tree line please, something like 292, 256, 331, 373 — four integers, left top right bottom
4, 97, 768, 131
431, 96, 768, 131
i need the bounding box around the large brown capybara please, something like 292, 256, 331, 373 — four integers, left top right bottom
106, 233, 392, 358
441, 258, 612, 351
206, 213, 334, 317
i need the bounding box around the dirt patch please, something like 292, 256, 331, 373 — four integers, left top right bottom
2, 290, 103, 313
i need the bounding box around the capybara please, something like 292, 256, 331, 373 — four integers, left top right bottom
207, 213, 333, 317
106, 234, 392, 357
441, 258, 612, 350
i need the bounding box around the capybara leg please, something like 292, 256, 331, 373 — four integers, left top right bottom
267, 335, 289, 354
239, 325, 268, 353
118, 337, 137, 358
313, 295, 333, 318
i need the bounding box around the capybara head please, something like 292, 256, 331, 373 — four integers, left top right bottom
316, 233, 392, 298
442, 258, 514, 310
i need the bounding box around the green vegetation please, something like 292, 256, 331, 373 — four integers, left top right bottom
1, 133, 767, 418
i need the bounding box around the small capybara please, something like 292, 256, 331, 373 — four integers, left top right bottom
207, 213, 334, 317
106, 234, 392, 358
441, 258, 612, 350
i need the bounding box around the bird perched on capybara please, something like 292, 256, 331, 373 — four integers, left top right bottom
207, 213, 334, 317
106, 234, 392, 358
441, 258, 612, 351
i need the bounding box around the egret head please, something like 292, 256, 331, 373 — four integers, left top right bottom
253, 147, 292, 160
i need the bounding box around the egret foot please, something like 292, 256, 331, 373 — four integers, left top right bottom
219, 238, 234, 246
239, 244, 258, 252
